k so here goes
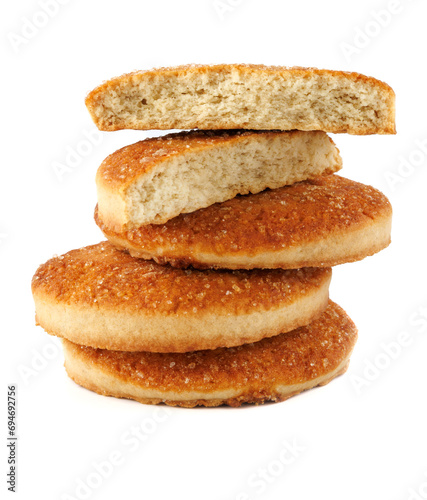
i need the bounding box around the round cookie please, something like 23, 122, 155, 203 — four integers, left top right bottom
62, 301, 357, 408
95, 175, 392, 270
31, 242, 331, 352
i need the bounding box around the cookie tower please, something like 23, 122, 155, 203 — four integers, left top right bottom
32, 65, 394, 407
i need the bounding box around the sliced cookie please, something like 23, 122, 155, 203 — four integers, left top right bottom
86, 64, 395, 134
96, 129, 341, 228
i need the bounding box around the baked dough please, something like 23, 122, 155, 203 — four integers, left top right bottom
85, 64, 395, 134
62, 300, 357, 407
96, 175, 392, 270
96, 129, 342, 228
32, 242, 332, 352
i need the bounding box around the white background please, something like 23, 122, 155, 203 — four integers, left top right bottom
2, 1, 427, 499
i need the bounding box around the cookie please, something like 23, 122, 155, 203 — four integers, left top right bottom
62, 301, 357, 407
96, 129, 341, 228
32, 242, 331, 352
86, 64, 395, 134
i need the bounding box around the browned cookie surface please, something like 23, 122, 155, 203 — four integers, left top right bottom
32, 242, 331, 352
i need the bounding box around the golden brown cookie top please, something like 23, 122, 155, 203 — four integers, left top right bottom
31, 242, 330, 314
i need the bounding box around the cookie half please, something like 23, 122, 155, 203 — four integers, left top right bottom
62, 301, 357, 407
96, 175, 392, 270
85, 64, 395, 134
96, 129, 342, 228
32, 242, 331, 352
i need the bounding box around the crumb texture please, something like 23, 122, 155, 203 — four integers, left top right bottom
85, 64, 395, 134
96, 129, 342, 226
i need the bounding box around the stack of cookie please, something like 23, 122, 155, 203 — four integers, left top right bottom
31, 65, 395, 407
